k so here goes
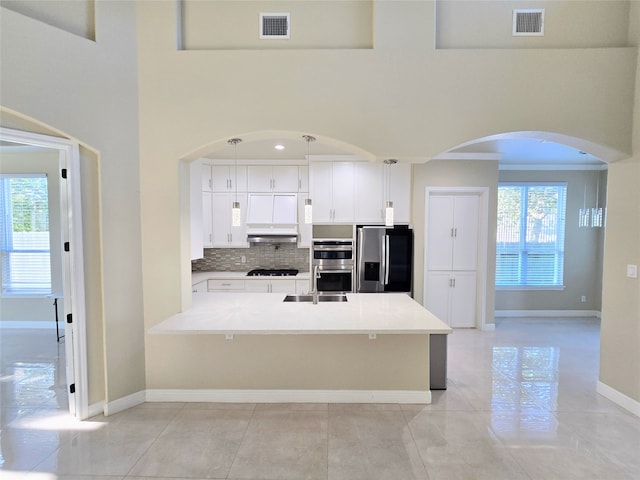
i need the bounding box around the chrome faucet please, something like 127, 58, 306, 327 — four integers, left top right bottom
311, 264, 320, 304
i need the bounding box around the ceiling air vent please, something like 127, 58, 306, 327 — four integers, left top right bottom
513, 9, 544, 36
260, 13, 290, 39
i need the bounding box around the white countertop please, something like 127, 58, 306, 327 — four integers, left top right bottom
150, 292, 452, 335
192, 271, 310, 284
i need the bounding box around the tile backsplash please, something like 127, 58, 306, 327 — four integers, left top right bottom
192, 244, 310, 272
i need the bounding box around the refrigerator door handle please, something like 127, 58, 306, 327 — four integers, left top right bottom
380, 235, 387, 288
384, 235, 390, 285
357, 229, 364, 291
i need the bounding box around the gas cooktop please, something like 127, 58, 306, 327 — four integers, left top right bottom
246, 269, 299, 277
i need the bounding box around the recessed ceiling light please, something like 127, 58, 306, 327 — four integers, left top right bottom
274, 144, 285, 150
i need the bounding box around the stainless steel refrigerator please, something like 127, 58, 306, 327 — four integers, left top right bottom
356, 226, 413, 294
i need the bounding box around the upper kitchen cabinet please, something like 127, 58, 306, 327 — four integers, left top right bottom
309, 162, 355, 223
211, 193, 249, 248
298, 165, 309, 193
387, 162, 411, 224
247, 165, 299, 192
355, 163, 384, 223
355, 162, 412, 224
426, 194, 479, 271
202, 163, 247, 193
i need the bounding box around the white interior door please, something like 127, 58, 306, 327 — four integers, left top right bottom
1, 128, 89, 419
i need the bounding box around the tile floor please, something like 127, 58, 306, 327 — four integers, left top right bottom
1, 317, 639, 479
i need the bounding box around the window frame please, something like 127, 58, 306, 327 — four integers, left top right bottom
0, 173, 53, 296
496, 182, 567, 290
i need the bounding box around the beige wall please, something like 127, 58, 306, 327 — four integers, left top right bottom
599, 3, 640, 404
0, 2, 143, 404
436, 0, 630, 49
1, 0, 638, 410
147, 334, 429, 391
181, 0, 373, 50
412, 160, 498, 326
0, 148, 64, 321
496, 169, 606, 312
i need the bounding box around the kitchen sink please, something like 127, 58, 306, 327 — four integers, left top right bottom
282, 294, 348, 303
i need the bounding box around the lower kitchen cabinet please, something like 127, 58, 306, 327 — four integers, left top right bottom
207, 279, 246, 292
204, 277, 308, 294
425, 271, 476, 328
245, 279, 296, 293
296, 279, 310, 294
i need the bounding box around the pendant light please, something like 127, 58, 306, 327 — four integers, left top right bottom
591, 171, 604, 228
384, 159, 397, 227
302, 135, 315, 224
228, 138, 242, 227
578, 152, 590, 228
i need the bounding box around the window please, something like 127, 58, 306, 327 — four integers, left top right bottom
496, 183, 567, 288
0, 174, 52, 294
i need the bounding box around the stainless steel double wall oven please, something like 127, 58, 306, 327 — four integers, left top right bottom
312, 239, 354, 293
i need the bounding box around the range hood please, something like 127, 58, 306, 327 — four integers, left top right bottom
247, 228, 298, 244
246, 193, 298, 243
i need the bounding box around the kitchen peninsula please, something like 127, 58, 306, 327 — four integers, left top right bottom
147, 292, 452, 404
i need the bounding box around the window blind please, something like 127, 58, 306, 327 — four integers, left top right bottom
0, 175, 52, 294
496, 183, 566, 287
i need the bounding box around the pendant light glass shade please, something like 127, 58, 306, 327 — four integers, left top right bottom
302, 135, 315, 224
385, 201, 394, 227
228, 138, 242, 227
304, 198, 313, 224
383, 159, 397, 227
232, 201, 241, 227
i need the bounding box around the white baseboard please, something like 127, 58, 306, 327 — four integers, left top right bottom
481, 323, 495, 331
146, 389, 432, 405
87, 401, 105, 418
0, 321, 55, 329
597, 382, 640, 418
103, 390, 145, 416
495, 310, 601, 318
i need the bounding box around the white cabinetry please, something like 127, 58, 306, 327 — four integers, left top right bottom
425, 271, 476, 328
297, 196, 312, 247
355, 163, 384, 223
296, 279, 310, 294
211, 193, 248, 247
246, 194, 297, 225
202, 191, 214, 248
309, 162, 355, 223
425, 194, 479, 328
203, 277, 308, 293
298, 165, 309, 193
245, 279, 296, 293
426, 195, 479, 271
355, 162, 412, 224
248, 165, 299, 192
388, 162, 412, 224
203, 164, 247, 192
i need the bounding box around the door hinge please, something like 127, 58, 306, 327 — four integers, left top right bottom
64, 242, 70, 252
61, 168, 67, 179
69, 383, 76, 394
66, 313, 72, 324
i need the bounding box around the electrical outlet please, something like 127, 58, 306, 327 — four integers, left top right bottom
581, 295, 586, 303
627, 264, 638, 279
240, 255, 246, 264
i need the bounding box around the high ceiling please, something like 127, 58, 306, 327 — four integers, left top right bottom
204, 136, 607, 169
